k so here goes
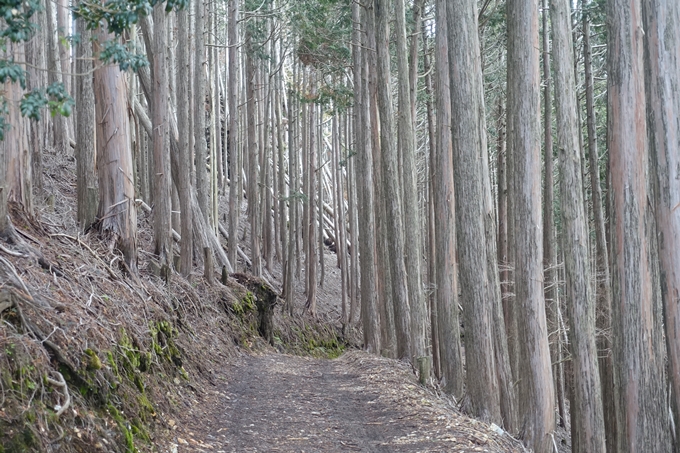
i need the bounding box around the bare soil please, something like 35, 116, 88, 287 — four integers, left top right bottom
167, 350, 525, 453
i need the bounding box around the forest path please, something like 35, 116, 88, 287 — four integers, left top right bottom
169, 351, 523, 453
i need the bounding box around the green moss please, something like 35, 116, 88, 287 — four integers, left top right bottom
107, 404, 138, 453
137, 393, 156, 422
0, 422, 39, 453
107, 351, 119, 377
84, 348, 103, 371
283, 323, 345, 358
119, 331, 141, 371
149, 320, 183, 370
133, 373, 145, 393
232, 291, 256, 317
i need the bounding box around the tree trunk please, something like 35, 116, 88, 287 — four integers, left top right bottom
375, 0, 412, 360
347, 115, 360, 325
152, 3, 172, 271
305, 73, 318, 315
366, 1, 396, 357
540, 0, 565, 430
2, 42, 32, 225
446, 0, 501, 422
275, 38, 286, 267
507, 0, 555, 448
177, 7, 193, 276
643, 0, 680, 449
194, 0, 210, 224
245, 46, 261, 276
25, 8, 47, 195
551, 0, 605, 450
285, 62, 297, 314
353, 0, 380, 352
434, 0, 464, 398
75, 22, 97, 231
316, 103, 324, 288
582, 7, 616, 450
94, 31, 137, 272
493, 95, 519, 432
332, 114, 348, 327
135, 56, 232, 274
396, 0, 426, 366
423, 31, 440, 380
227, 0, 240, 271
408, 0, 423, 120
608, 0, 671, 450
45, 0, 70, 157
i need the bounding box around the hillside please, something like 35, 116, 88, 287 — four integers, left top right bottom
0, 149, 530, 452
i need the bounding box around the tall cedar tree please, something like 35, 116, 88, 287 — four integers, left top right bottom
607, 0, 671, 450
507, 0, 555, 449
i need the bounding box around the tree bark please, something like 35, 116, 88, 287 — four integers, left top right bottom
551, 0, 606, 450
227, 0, 240, 271
396, 0, 426, 366
643, 0, 680, 449
194, 0, 210, 224
608, 0, 671, 449
76, 22, 97, 231
582, 7, 616, 450
94, 31, 137, 272
1, 43, 32, 232
177, 7, 193, 276
434, 0, 464, 398
540, 0, 565, 430
45, 0, 70, 156
446, 0, 501, 422
366, 1, 396, 357
423, 30, 440, 380
245, 46, 261, 276
285, 62, 297, 314
25, 8, 47, 195
353, 0, 380, 352
375, 0, 412, 360
152, 2, 172, 271
305, 73, 318, 315
507, 0, 555, 448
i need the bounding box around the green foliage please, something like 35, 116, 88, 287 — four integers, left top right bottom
21, 82, 74, 121
287, 0, 353, 109
73, 0, 187, 35
243, 0, 273, 61
98, 40, 148, 71
290, 0, 351, 69
0, 0, 40, 42
0, 59, 25, 88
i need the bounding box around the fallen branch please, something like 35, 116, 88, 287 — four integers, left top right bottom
218, 223, 252, 268
135, 199, 181, 242
0, 243, 28, 257
46, 371, 70, 417
49, 233, 117, 279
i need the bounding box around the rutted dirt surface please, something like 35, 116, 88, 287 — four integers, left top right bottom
169, 351, 524, 453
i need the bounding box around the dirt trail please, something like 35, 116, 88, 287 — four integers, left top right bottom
169, 351, 524, 453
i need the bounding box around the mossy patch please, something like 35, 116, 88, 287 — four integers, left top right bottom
149, 320, 184, 370
231, 291, 256, 317
84, 348, 102, 371
0, 421, 39, 453
278, 321, 346, 359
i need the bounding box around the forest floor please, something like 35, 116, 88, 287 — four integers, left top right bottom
0, 146, 564, 452
167, 351, 526, 453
